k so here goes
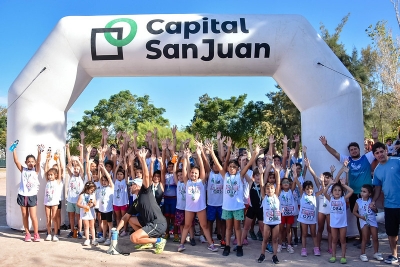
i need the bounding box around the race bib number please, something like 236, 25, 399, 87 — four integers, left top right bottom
331, 200, 344, 214
282, 206, 294, 216
211, 184, 223, 194
265, 210, 281, 222
301, 209, 315, 221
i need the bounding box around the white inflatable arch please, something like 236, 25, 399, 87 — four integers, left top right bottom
7, 14, 363, 234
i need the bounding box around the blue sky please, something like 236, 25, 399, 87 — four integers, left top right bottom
1, 0, 398, 130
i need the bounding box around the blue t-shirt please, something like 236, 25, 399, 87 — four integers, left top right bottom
373, 157, 400, 208
340, 152, 374, 194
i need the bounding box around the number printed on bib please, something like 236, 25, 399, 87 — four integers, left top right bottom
266, 210, 281, 221
301, 209, 315, 221
282, 206, 294, 216
331, 200, 344, 214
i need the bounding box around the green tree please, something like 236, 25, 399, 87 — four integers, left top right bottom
68, 90, 169, 146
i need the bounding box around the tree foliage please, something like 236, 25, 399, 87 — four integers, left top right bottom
68, 90, 169, 146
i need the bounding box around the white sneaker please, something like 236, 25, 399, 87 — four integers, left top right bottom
360, 254, 369, 262
199, 235, 207, 243
373, 252, 383, 261
45, 234, 52, 241
287, 245, 294, 254
92, 240, 99, 246
185, 236, 191, 243
277, 244, 282, 253
83, 239, 90, 246
96, 237, 106, 243
104, 239, 111, 246
52, 235, 59, 242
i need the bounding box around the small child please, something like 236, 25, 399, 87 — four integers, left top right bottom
13, 144, 42, 242
96, 163, 114, 246
44, 156, 62, 242
323, 163, 354, 264
258, 164, 281, 264
295, 158, 321, 256
77, 181, 98, 246
353, 184, 383, 262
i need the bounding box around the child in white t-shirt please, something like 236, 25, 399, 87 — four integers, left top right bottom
77, 181, 98, 246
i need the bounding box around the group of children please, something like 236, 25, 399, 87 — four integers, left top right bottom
13, 128, 384, 264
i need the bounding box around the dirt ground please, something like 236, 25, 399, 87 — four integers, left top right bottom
0, 169, 396, 266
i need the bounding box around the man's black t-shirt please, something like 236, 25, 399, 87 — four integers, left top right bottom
134, 185, 166, 226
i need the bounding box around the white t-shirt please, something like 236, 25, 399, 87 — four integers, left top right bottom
279, 189, 298, 216
44, 180, 61, 206
318, 185, 332, 215
80, 192, 96, 220
262, 194, 281, 225
113, 179, 128, 206
185, 179, 206, 212
94, 181, 101, 209
297, 193, 317, 224
222, 173, 245, 211
99, 185, 113, 213
243, 169, 253, 205
18, 167, 40, 196
207, 172, 223, 206
67, 175, 85, 204
176, 181, 186, 210
330, 196, 347, 228
356, 198, 377, 228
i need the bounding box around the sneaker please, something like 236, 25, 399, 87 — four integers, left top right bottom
243, 238, 249, 246
177, 244, 186, 252
293, 237, 298, 246
134, 243, 153, 249
45, 234, 52, 241
104, 239, 111, 246
360, 254, 368, 262
97, 232, 103, 238
222, 246, 230, 256
24, 233, 32, 242
77, 232, 83, 239
92, 240, 99, 246
329, 257, 336, 263
199, 235, 207, 243
301, 248, 307, 257
272, 255, 279, 264
53, 235, 59, 242
249, 230, 257, 240
233, 238, 237, 245
67, 231, 73, 238
83, 239, 90, 246
173, 234, 180, 242
185, 236, 191, 243
287, 245, 294, 254
154, 238, 167, 254
314, 247, 321, 256
277, 244, 282, 253
208, 244, 219, 252
266, 243, 273, 254
220, 240, 226, 248
120, 231, 127, 237
340, 257, 347, 264
257, 253, 265, 263
190, 238, 196, 246
236, 245, 243, 257
384, 255, 398, 264
33, 233, 42, 242
257, 231, 263, 241
97, 237, 106, 243
373, 252, 383, 261
327, 248, 332, 254
281, 242, 287, 249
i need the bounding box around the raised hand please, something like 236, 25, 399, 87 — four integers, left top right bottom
80, 131, 86, 140
248, 137, 253, 145
216, 131, 221, 140
204, 141, 213, 152
154, 127, 158, 135
371, 127, 378, 139
133, 131, 138, 139
293, 134, 300, 143
116, 131, 122, 139
289, 148, 295, 157
269, 135, 275, 144
258, 164, 265, 174
226, 136, 232, 148
161, 139, 167, 150
302, 145, 307, 153
282, 135, 289, 144
86, 145, 92, 154
38, 144, 45, 153
330, 165, 336, 173
150, 154, 156, 162
129, 153, 135, 162
171, 125, 177, 136
138, 147, 147, 159
254, 144, 260, 155
304, 157, 310, 167
319, 136, 328, 146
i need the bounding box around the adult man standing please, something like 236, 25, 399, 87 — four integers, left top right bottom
370, 142, 400, 264
319, 129, 378, 246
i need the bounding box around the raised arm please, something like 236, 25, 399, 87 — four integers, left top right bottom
78, 143, 84, 165
36, 144, 42, 175
181, 149, 190, 184
138, 148, 150, 188
319, 136, 340, 161
195, 143, 206, 182
85, 145, 92, 181
240, 144, 260, 177
44, 147, 51, 174
171, 125, 177, 152
281, 135, 289, 169
274, 164, 281, 196
304, 158, 320, 188
371, 127, 379, 144
342, 182, 354, 200
323, 181, 334, 201
149, 154, 156, 178
223, 137, 232, 173
293, 134, 300, 159
205, 141, 225, 177
65, 143, 71, 164
12, 146, 23, 172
